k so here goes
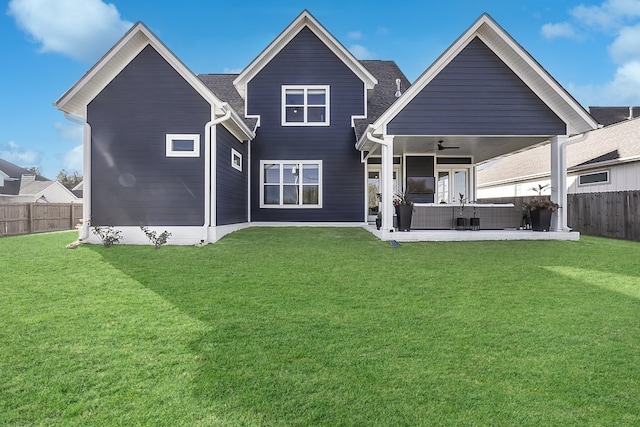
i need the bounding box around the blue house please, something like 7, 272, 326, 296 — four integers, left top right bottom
56, 11, 598, 244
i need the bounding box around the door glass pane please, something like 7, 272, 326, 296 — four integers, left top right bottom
454, 171, 467, 202
368, 171, 380, 215
438, 172, 449, 204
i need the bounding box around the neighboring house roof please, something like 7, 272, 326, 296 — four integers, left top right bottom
477, 116, 640, 187
0, 157, 49, 196
55, 21, 253, 140
362, 13, 597, 145
232, 10, 378, 100
589, 106, 640, 126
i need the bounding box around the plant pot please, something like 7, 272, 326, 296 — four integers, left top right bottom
455, 217, 468, 230
530, 208, 553, 231
470, 217, 480, 231
396, 205, 413, 231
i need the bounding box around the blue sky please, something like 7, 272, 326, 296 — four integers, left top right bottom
2, 0, 640, 179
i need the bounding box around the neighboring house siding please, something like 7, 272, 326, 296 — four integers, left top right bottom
216, 125, 248, 225
569, 162, 640, 194
247, 27, 365, 222
88, 45, 209, 226
388, 37, 566, 136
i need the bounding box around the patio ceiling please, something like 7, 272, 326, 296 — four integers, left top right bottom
372, 135, 552, 164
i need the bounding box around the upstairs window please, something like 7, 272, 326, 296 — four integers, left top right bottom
282, 85, 329, 126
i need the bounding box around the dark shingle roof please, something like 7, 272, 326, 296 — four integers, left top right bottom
354, 60, 412, 140
589, 106, 640, 126
197, 74, 258, 130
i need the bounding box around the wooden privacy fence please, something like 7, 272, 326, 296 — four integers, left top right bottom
0, 203, 83, 237
481, 191, 640, 241
568, 191, 640, 242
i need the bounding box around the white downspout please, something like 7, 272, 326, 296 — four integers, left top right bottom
202, 106, 232, 243
64, 112, 91, 241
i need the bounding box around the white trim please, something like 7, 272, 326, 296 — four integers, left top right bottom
166, 134, 200, 157
232, 10, 377, 99
260, 160, 323, 208
281, 85, 330, 126
231, 148, 243, 171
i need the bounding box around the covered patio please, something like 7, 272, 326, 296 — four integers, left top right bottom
355, 14, 598, 241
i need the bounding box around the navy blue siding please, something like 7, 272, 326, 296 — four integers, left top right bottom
88, 45, 209, 226
248, 27, 365, 222
216, 125, 248, 225
388, 37, 566, 136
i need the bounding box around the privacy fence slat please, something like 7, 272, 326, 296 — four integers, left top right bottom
0, 203, 83, 237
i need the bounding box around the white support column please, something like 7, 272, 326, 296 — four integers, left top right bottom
380, 136, 395, 232
550, 135, 567, 231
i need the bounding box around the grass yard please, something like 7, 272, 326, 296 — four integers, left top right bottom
1, 228, 640, 426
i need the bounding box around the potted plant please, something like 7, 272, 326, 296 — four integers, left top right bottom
455, 193, 468, 230
393, 190, 414, 232
523, 185, 559, 231
376, 212, 382, 230
470, 204, 480, 230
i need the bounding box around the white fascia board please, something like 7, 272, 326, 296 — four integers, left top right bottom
233, 10, 377, 99
55, 22, 227, 118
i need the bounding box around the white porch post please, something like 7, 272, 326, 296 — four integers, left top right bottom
550, 135, 567, 231
381, 136, 395, 232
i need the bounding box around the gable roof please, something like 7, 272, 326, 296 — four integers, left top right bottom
232, 10, 378, 99
365, 13, 598, 139
55, 22, 253, 139
477, 116, 640, 186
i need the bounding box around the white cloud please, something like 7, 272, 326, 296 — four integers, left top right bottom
541, 22, 580, 40
7, 0, 133, 62
608, 23, 640, 64
348, 44, 374, 60
571, 0, 640, 31
0, 141, 39, 167
223, 67, 244, 74
54, 122, 83, 143
347, 30, 362, 40
63, 144, 83, 173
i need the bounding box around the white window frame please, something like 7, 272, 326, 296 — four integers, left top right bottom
281, 85, 330, 126
436, 167, 471, 204
260, 160, 323, 208
578, 170, 609, 186
166, 134, 200, 157
231, 148, 242, 172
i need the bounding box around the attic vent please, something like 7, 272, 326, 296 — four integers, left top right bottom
394, 78, 402, 98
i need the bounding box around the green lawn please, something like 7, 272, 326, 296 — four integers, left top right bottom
1, 228, 640, 426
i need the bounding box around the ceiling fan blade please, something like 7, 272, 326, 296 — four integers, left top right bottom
437, 142, 460, 150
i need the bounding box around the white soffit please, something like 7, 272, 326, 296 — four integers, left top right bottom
232, 10, 378, 99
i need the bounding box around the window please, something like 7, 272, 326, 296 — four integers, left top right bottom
166, 134, 200, 157
231, 148, 242, 172
260, 160, 322, 208
282, 86, 329, 126
579, 170, 609, 185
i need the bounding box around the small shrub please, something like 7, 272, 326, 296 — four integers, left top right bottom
91, 224, 122, 247
139, 224, 171, 248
